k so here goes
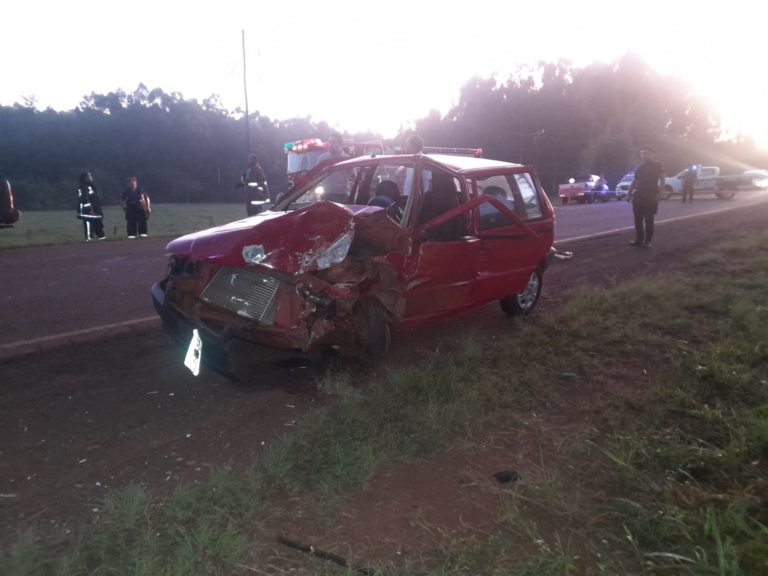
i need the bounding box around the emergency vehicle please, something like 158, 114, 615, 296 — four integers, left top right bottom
284, 138, 384, 187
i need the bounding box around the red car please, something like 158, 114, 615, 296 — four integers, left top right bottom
152, 153, 555, 374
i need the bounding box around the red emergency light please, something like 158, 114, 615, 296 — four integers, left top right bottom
283, 138, 326, 154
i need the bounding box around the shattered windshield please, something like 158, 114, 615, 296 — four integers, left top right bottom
278, 161, 415, 214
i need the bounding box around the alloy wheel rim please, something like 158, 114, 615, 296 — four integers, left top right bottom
517, 272, 540, 310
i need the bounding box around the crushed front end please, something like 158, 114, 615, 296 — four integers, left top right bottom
151, 202, 407, 373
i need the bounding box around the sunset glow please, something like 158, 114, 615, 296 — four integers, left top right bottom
2, 0, 765, 146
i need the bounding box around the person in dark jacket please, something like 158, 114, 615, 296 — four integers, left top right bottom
76, 171, 105, 241
682, 165, 697, 203
121, 176, 150, 238
236, 154, 269, 215
627, 146, 665, 248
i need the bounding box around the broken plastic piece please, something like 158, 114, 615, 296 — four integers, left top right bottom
184, 329, 202, 376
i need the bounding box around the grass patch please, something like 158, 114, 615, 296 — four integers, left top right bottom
0, 203, 246, 248
3, 231, 768, 574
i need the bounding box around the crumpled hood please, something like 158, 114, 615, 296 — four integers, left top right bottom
166, 202, 386, 274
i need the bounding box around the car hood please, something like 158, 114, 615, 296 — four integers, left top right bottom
165, 202, 408, 275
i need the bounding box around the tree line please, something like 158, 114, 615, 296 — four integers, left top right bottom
1, 53, 765, 210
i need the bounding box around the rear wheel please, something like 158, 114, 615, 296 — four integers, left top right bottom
500, 269, 543, 316
560, 197, 569, 205
715, 189, 736, 199
660, 186, 673, 200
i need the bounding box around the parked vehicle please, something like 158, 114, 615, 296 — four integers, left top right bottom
152, 153, 555, 376
614, 172, 634, 200
740, 170, 768, 189
662, 166, 766, 200
558, 175, 611, 204
1, 178, 20, 227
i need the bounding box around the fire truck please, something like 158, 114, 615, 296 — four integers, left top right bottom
284, 138, 384, 187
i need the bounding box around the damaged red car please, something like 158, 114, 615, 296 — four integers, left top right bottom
151, 153, 555, 374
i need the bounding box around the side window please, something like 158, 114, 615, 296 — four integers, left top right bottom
514, 173, 543, 219
476, 173, 542, 230
477, 176, 517, 230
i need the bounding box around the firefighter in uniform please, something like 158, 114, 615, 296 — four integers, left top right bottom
237, 153, 270, 215
76, 171, 106, 241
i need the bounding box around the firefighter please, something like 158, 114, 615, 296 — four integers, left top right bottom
76, 171, 105, 241
237, 153, 269, 215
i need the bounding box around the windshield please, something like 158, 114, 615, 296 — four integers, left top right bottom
276, 160, 416, 213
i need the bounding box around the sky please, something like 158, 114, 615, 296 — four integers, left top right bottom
2, 0, 767, 146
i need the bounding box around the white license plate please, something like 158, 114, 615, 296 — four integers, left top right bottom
184, 329, 203, 376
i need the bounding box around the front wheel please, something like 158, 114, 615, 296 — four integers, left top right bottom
353, 298, 391, 355
500, 269, 543, 316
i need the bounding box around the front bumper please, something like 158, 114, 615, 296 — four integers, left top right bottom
151, 280, 237, 375
151, 278, 338, 378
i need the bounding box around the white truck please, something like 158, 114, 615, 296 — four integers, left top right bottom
662, 166, 765, 200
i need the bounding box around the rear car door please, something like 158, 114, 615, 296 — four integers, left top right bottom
469, 170, 554, 303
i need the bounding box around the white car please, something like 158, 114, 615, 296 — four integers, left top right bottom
614, 172, 634, 200
743, 169, 768, 189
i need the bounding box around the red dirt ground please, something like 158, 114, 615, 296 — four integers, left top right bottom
2, 200, 767, 568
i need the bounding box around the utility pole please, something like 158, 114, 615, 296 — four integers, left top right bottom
242, 30, 251, 155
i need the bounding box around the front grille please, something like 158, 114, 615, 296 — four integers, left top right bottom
200, 266, 280, 324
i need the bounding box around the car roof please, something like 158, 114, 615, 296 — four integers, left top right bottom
334, 153, 524, 174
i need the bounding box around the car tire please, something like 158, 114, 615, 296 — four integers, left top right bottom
560, 197, 569, 205
354, 298, 391, 355
500, 269, 543, 316
660, 186, 673, 200
715, 190, 736, 200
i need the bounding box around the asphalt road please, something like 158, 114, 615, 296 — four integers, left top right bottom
1, 189, 766, 353
553, 188, 767, 241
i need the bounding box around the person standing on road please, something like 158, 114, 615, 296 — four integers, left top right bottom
682, 164, 697, 203
397, 133, 431, 196
76, 171, 106, 241
236, 153, 270, 215
121, 176, 150, 238
317, 132, 349, 164
627, 146, 665, 248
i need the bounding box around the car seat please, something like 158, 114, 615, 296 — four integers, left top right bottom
419, 175, 465, 240
368, 180, 400, 207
